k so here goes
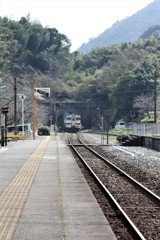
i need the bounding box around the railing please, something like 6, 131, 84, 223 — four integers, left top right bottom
132, 123, 160, 136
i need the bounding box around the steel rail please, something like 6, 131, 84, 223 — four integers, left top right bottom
69, 138, 146, 240
78, 138, 160, 205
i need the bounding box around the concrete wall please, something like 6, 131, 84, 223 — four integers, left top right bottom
143, 136, 160, 151
131, 134, 160, 151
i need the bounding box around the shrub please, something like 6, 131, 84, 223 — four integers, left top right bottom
38, 127, 50, 136
117, 134, 130, 142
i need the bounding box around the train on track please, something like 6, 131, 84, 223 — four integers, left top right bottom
64, 114, 81, 132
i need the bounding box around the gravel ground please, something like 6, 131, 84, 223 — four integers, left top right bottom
82, 133, 160, 182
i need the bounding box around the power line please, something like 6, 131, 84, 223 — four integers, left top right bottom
114, 89, 152, 94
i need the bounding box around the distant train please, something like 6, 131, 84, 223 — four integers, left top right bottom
64, 114, 82, 132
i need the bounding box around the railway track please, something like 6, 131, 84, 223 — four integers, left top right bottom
68, 134, 160, 240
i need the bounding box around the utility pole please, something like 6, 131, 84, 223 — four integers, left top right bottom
106, 114, 110, 144
14, 77, 17, 134
19, 94, 26, 140
154, 70, 157, 124
33, 83, 36, 140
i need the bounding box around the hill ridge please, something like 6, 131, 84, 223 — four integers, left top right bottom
78, 0, 160, 53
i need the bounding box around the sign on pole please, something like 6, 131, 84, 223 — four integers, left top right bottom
1, 107, 9, 114
19, 94, 26, 101
34, 88, 50, 99
33, 86, 50, 140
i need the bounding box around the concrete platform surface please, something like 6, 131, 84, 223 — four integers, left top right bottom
0, 135, 117, 240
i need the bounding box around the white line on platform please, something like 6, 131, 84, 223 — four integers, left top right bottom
112, 146, 135, 157
0, 147, 9, 153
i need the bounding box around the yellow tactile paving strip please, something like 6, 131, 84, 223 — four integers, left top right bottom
0, 136, 50, 240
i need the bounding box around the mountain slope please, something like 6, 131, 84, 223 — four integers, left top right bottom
79, 0, 160, 54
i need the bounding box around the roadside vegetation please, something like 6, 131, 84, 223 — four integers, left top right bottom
1, 16, 160, 126
109, 128, 132, 135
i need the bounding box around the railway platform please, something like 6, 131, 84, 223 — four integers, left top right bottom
0, 135, 117, 240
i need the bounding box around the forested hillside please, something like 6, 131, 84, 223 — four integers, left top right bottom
79, 0, 160, 54
1, 16, 160, 126
0, 16, 72, 125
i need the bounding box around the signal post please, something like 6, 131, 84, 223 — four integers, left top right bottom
33, 85, 50, 140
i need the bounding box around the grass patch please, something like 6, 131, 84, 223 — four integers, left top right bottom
140, 111, 160, 123
109, 128, 132, 135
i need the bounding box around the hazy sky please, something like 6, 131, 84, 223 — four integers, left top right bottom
0, 0, 154, 51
